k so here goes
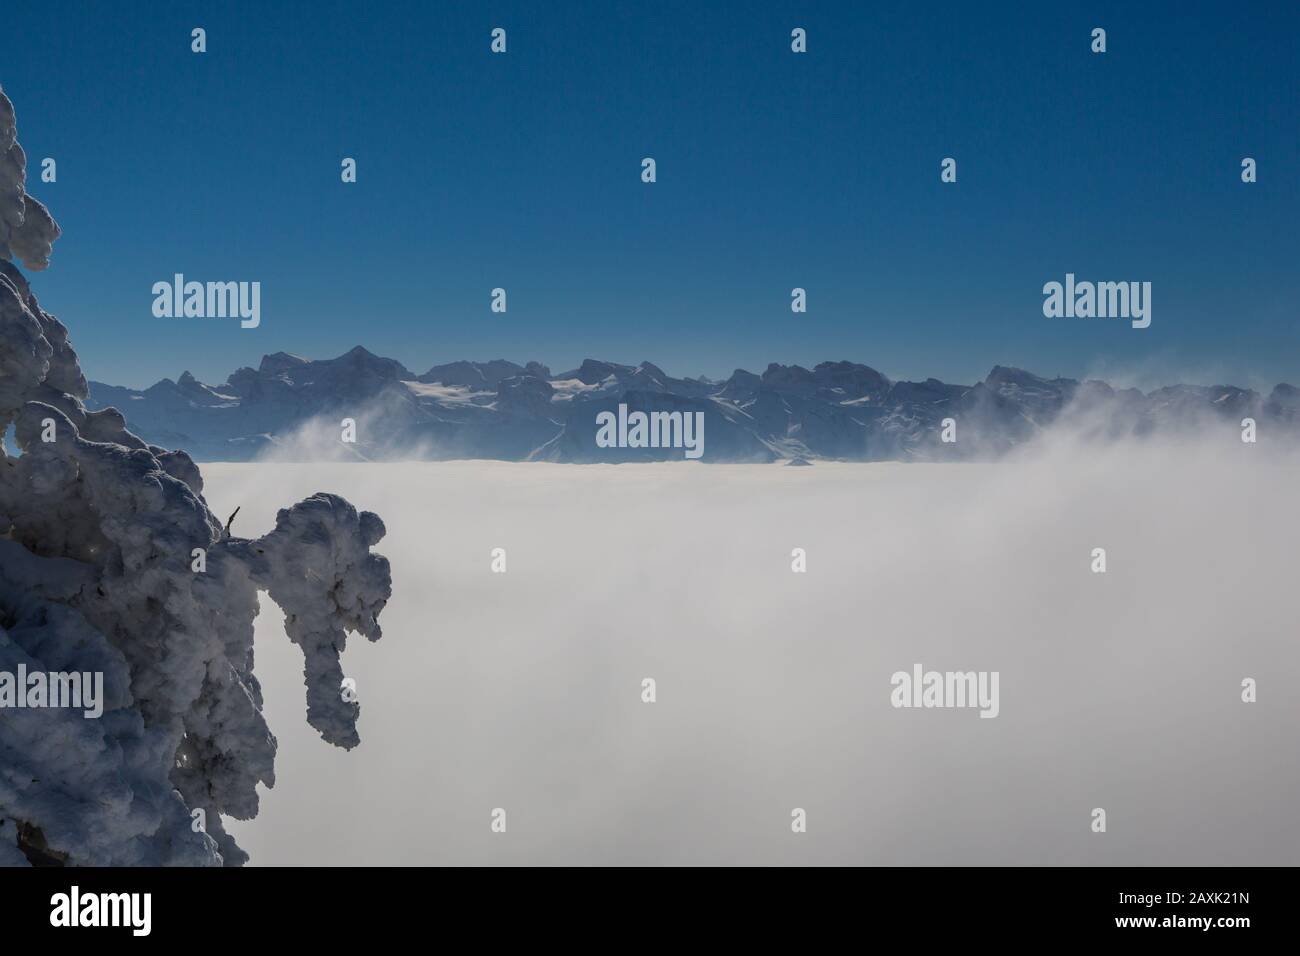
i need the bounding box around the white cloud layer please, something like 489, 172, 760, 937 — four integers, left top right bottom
212, 429, 1300, 865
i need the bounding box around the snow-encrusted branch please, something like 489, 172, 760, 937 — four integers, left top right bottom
0, 87, 392, 866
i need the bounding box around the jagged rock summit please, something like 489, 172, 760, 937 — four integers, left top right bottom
89, 353, 1300, 463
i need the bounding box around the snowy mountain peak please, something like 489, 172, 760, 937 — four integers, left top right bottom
85, 347, 1300, 463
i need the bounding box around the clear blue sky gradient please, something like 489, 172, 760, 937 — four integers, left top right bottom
3, 0, 1297, 389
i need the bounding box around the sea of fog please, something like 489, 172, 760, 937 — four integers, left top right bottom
207, 445, 1300, 865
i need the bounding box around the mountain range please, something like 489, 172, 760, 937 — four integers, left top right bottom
84, 348, 1300, 462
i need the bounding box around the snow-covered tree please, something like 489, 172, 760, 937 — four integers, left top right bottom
0, 87, 391, 866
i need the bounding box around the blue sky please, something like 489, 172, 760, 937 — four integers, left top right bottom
3, 0, 1297, 389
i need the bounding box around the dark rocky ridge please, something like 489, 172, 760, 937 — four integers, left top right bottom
86, 350, 1300, 462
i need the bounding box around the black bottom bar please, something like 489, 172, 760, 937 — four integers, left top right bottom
0, 865, 1278, 941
